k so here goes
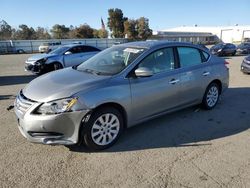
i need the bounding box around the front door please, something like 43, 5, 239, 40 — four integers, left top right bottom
129, 47, 182, 123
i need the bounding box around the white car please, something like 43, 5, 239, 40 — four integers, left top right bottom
38, 42, 61, 53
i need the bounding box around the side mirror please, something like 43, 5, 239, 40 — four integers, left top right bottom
64, 51, 72, 55
135, 67, 153, 77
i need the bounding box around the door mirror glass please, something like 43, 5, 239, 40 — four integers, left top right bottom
64, 51, 72, 55
135, 67, 153, 77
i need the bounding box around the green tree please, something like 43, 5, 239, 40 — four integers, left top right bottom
107, 8, 127, 38
73, 24, 94, 38
13, 24, 37, 39
0, 20, 12, 40
137, 17, 152, 40
51, 24, 70, 39
98, 29, 108, 38
124, 19, 138, 39
35, 27, 51, 39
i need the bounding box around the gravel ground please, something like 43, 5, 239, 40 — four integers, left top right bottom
0, 54, 250, 188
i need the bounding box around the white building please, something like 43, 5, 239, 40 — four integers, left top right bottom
154, 25, 250, 43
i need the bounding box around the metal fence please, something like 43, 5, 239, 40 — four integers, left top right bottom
0, 38, 129, 54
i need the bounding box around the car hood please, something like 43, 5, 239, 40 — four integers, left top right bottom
245, 56, 250, 61
27, 53, 58, 61
23, 68, 111, 102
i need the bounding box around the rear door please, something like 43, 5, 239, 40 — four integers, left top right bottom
129, 47, 183, 122
176, 47, 211, 104
80, 46, 101, 62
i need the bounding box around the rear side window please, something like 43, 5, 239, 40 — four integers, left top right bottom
177, 47, 202, 68
201, 51, 210, 62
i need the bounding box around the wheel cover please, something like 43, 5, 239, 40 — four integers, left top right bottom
91, 113, 120, 146
206, 86, 219, 107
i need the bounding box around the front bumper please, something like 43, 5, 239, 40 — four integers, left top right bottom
25, 61, 45, 74
241, 61, 250, 73
14, 92, 89, 145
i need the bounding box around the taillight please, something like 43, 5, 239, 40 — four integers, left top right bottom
224, 61, 229, 68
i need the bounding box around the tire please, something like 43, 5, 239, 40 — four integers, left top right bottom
53, 62, 63, 71
202, 82, 220, 110
81, 107, 124, 150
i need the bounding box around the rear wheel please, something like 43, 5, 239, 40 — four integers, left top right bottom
202, 83, 220, 110
81, 107, 124, 150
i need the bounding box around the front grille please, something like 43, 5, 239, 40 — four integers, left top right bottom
15, 90, 36, 115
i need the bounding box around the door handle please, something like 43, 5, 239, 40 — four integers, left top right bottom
203, 71, 210, 76
169, 79, 180, 84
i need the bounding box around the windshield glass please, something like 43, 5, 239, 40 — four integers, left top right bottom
77, 46, 146, 75
49, 46, 68, 55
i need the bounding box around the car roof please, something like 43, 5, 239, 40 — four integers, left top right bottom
62, 44, 98, 48
118, 40, 197, 49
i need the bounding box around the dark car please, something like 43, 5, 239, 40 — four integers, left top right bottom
241, 55, 250, 74
210, 43, 236, 56
197, 44, 209, 51
236, 43, 250, 55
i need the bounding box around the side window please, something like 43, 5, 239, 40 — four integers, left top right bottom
69, 46, 82, 54
177, 47, 202, 68
82, 46, 101, 52
201, 51, 210, 62
139, 48, 175, 74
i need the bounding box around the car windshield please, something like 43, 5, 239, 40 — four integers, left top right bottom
77, 46, 146, 75
49, 46, 68, 55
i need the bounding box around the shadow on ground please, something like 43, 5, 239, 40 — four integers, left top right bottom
68, 87, 250, 153
0, 75, 37, 86
0, 95, 15, 100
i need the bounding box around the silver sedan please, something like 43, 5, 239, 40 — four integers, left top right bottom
14, 41, 229, 150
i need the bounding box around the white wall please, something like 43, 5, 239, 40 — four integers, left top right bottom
160, 25, 250, 43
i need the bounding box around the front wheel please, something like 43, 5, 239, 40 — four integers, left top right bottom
81, 107, 124, 150
53, 62, 63, 70
202, 83, 220, 110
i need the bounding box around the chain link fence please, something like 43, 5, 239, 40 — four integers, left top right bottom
0, 38, 129, 54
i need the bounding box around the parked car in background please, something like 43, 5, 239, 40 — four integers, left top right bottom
241, 55, 250, 73
38, 41, 61, 53
15, 41, 229, 150
210, 43, 236, 56
197, 44, 209, 51
25, 44, 101, 74
236, 42, 250, 55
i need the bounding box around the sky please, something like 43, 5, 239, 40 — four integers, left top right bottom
1, 0, 250, 31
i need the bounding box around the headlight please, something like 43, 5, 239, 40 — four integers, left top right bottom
218, 49, 222, 52
36, 97, 80, 115
36, 58, 48, 65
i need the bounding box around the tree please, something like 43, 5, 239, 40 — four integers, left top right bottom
73, 24, 94, 38
98, 29, 108, 38
50, 24, 70, 39
35, 27, 51, 39
124, 19, 138, 39
107, 8, 127, 38
0, 20, 12, 40
13, 24, 37, 39
136, 17, 152, 40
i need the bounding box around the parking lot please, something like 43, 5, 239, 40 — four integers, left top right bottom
0, 54, 250, 187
